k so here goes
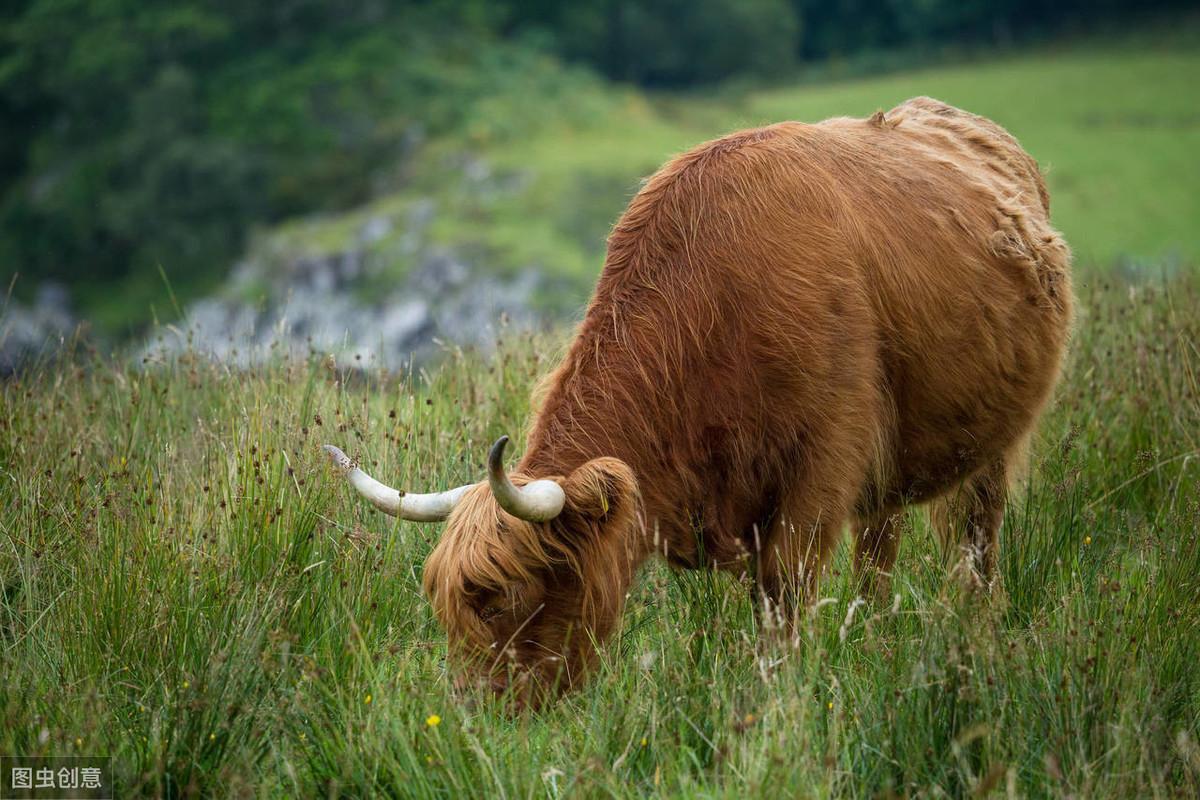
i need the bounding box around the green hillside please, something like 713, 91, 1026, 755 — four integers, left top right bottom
269, 29, 1197, 312
740, 44, 1200, 267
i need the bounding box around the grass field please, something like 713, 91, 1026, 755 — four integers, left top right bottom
2, 269, 1198, 796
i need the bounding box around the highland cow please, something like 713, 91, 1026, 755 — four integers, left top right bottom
325, 97, 1073, 706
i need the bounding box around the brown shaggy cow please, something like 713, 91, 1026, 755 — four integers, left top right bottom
325, 97, 1073, 707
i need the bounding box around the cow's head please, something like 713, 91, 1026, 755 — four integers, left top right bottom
324, 436, 640, 709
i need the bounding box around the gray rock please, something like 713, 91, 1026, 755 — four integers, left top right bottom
141, 154, 578, 371
143, 246, 548, 370
359, 215, 393, 246
0, 282, 80, 375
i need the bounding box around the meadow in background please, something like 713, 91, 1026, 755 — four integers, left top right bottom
2, 3, 1197, 330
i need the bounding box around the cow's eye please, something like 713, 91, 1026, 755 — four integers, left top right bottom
479, 605, 502, 623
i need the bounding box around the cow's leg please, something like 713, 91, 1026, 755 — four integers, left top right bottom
852, 511, 902, 603
755, 474, 857, 625
931, 456, 1010, 585
753, 363, 883, 623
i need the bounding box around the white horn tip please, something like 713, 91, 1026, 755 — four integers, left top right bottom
322, 444, 352, 471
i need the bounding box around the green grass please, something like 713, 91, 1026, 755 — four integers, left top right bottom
263, 24, 1200, 312
740, 45, 1200, 268
2, 270, 1198, 797
486, 32, 1200, 273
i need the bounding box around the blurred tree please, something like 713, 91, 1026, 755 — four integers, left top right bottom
799, 0, 901, 58
507, 0, 799, 86
0, 0, 511, 310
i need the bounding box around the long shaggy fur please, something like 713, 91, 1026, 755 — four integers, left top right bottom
423, 97, 1073, 705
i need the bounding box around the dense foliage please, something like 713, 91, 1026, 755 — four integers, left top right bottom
509, 0, 1188, 83
0, 1, 569, 316
0, 0, 1188, 325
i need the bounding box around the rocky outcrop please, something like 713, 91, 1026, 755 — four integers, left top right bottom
0, 283, 81, 375
9, 155, 585, 374
144, 243, 544, 369
141, 180, 555, 370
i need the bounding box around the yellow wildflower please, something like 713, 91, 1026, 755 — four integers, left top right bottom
426, 714, 441, 728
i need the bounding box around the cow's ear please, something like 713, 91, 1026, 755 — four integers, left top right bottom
561, 457, 637, 521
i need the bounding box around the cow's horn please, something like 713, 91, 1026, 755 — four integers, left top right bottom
323, 444, 471, 521
486, 435, 565, 522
